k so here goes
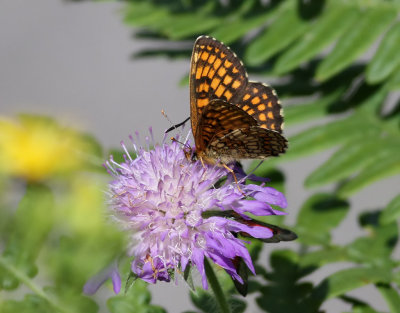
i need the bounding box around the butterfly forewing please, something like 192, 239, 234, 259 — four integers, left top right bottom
190, 36, 247, 138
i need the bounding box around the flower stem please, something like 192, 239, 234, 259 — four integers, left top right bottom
0, 255, 70, 313
204, 258, 231, 313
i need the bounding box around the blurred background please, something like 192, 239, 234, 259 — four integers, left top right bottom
1, 1, 399, 313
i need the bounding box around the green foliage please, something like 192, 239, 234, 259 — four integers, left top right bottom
2, 0, 400, 312
108, 280, 167, 313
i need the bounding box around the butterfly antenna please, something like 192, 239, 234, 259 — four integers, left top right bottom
162, 109, 190, 134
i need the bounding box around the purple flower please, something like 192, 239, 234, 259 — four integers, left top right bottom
103, 131, 288, 290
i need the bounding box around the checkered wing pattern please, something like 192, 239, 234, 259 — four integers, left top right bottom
190, 36, 247, 138
189, 36, 286, 163
198, 100, 287, 161
236, 82, 283, 133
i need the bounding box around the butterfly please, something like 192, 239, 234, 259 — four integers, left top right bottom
189, 35, 287, 166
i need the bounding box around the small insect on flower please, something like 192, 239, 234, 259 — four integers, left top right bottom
92, 129, 295, 296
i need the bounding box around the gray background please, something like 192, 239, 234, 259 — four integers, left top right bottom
1, 1, 399, 312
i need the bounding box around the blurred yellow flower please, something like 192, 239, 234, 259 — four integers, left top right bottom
0, 115, 92, 181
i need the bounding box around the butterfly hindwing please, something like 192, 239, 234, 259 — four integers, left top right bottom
235, 82, 284, 133
209, 126, 287, 160
196, 99, 258, 149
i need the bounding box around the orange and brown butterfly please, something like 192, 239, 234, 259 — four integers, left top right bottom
189, 35, 287, 166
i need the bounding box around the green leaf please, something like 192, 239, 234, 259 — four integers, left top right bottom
44, 287, 98, 313
211, 12, 272, 44
386, 64, 400, 90
274, 5, 359, 75
316, 7, 396, 81
123, 2, 169, 28
295, 193, 349, 245
321, 267, 391, 299
367, 22, 400, 84
394, 272, 400, 288
245, 2, 309, 66
257, 250, 319, 312
338, 149, 400, 197
0, 184, 54, 290
108, 280, 166, 313
256, 114, 379, 172
376, 283, 400, 313
283, 89, 344, 126
380, 194, 400, 225
305, 137, 397, 188
286, 115, 377, 159
1, 295, 53, 313
162, 14, 220, 40
124, 1, 219, 39
299, 247, 348, 268
346, 211, 398, 266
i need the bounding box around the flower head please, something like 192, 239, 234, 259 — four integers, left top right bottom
105, 130, 288, 289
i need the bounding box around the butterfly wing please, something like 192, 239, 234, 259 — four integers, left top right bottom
196, 99, 287, 160
195, 99, 258, 151
190, 36, 248, 140
209, 127, 287, 160
234, 82, 284, 133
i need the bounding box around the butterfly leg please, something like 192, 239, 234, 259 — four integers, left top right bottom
222, 163, 246, 196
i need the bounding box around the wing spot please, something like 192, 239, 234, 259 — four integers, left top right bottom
208, 54, 216, 64
199, 82, 209, 92
224, 90, 233, 100
193, 52, 200, 63
218, 67, 227, 77
248, 109, 255, 115
242, 105, 250, 111
215, 85, 225, 97
223, 75, 232, 85
220, 52, 226, 58
262, 93, 268, 100
207, 45, 212, 51
251, 97, 261, 105
224, 60, 232, 68
257, 104, 266, 111
267, 101, 273, 108
259, 113, 266, 121
260, 123, 267, 128
213, 58, 222, 70
197, 98, 209, 108
267, 111, 274, 119
253, 88, 259, 93
208, 68, 216, 77
232, 67, 239, 73
243, 94, 251, 101
270, 123, 275, 130
210, 77, 221, 89
232, 80, 241, 89
201, 52, 209, 61
196, 67, 203, 79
